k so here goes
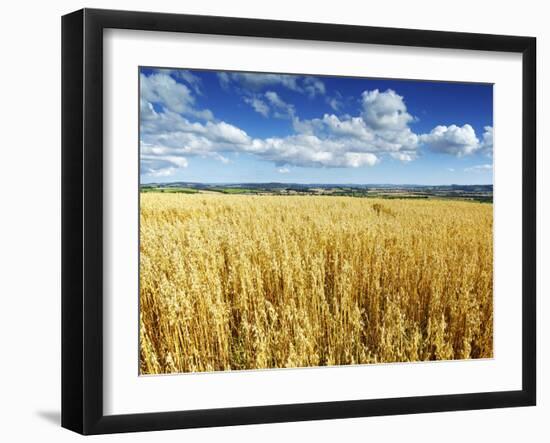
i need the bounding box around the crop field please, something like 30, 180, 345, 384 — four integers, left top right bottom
139, 193, 493, 374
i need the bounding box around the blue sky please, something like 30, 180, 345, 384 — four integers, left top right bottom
139, 67, 493, 185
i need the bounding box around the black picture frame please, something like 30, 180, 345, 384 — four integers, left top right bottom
62, 8, 536, 435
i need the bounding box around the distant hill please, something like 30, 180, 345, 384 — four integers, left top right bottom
140, 182, 492, 202
141, 181, 492, 191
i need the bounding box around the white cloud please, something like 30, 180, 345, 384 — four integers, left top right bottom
325, 91, 344, 111
140, 77, 488, 177
265, 91, 287, 108
218, 72, 326, 97
173, 70, 203, 95
144, 167, 177, 178
243, 96, 270, 117
265, 91, 295, 118
217, 72, 231, 90
221, 72, 302, 92
140, 110, 251, 175
141, 73, 213, 120
140, 98, 158, 121
390, 152, 417, 162
290, 102, 419, 161
362, 89, 414, 131
291, 116, 325, 135
141, 109, 251, 148
304, 77, 326, 97
213, 153, 230, 164
447, 167, 455, 172
141, 87, 423, 174
152, 69, 203, 95
244, 91, 296, 119
343, 152, 379, 167
245, 134, 379, 168
480, 126, 493, 156
320, 114, 374, 141
248, 89, 421, 167
207, 121, 251, 144
141, 152, 189, 178
326, 97, 342, 111
420, 124, 480, 156
141, 73, 193, 114
465, 164, 493, 173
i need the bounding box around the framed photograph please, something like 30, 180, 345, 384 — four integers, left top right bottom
62, 8, 536, 435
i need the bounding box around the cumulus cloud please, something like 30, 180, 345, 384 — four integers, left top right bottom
141, 70, 251, 176
362, 89, 414, 130
289, 114, 418, 161
420, 124, 480, 156
319, 114, 374, 141
277, 167, 290, 174
257, 89, 421, 166
140, 86, 424, 175
140, 108, 252, 176
140, 110, 384, 172
343, 152, 379, 167
288, 89, 420, 159
465, 164, 493, 173
245, 134, 380, 168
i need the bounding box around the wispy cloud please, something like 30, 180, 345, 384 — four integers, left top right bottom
151, 68, 205, 95
218, 72, 326, 97
465, 164, 493, 172
480, 126, 493, 157
303, 77, 326, 97
244, 91, 296, 119
326, 92, 343, 111
243, 96, 270, 117
264, 91, 295, 119
141, 72, 213, 120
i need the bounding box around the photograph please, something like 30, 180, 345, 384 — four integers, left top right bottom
138, 67, 494, 375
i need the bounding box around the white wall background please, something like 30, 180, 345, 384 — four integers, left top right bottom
0, 0, 546, 441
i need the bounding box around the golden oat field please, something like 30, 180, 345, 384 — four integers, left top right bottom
139, 193, 493, 374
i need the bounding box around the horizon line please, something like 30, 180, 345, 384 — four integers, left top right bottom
140, 181, 493, 187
